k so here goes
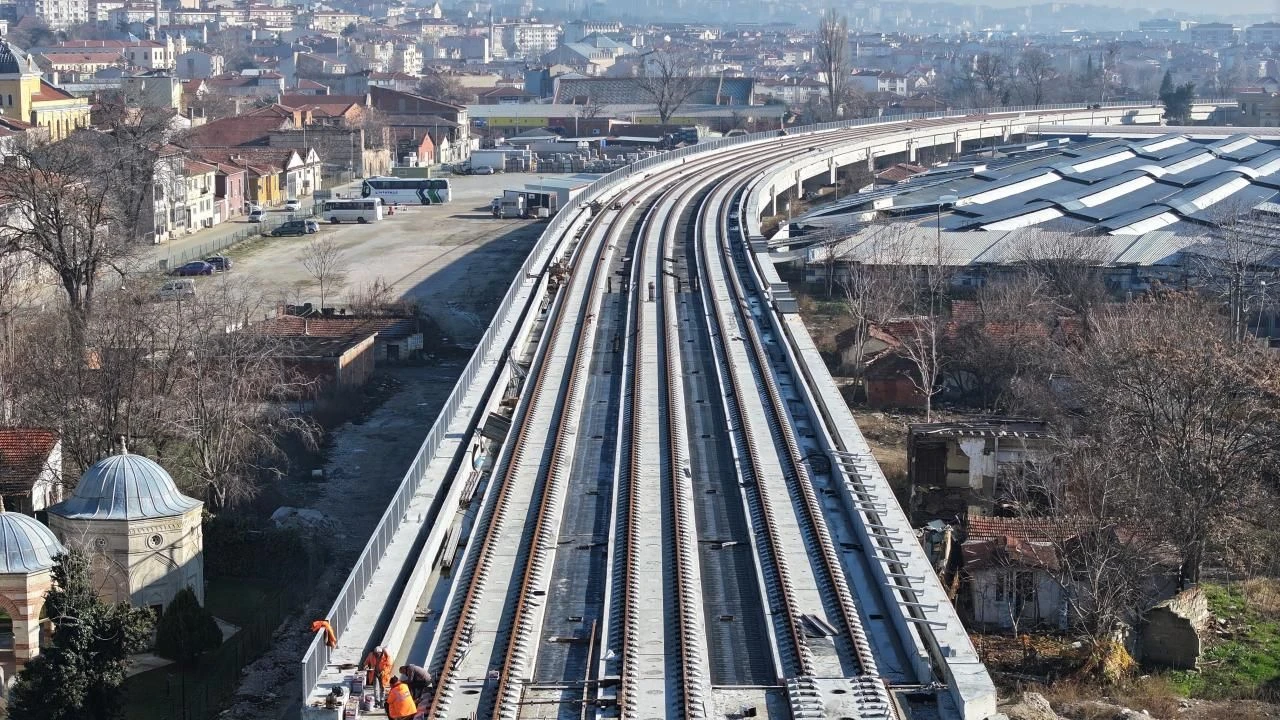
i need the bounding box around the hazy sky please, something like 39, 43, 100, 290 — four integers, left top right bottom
965, 0, 1277, 17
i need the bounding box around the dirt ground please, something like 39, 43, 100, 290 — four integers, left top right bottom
219, 364, 468, 720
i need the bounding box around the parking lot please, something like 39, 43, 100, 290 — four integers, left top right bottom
200, 172, 578, 343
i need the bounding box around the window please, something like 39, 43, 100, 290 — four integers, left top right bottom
0, 609, 12, 652
995, 571, 1037, 603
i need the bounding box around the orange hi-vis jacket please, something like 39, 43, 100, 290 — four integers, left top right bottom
309, 620, 336, 648
364, 649, 393, 685
385, 682, 417, 718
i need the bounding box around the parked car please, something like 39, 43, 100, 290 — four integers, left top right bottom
205, 256, 233, 272
248, 209, 266, 222
271, 220, 312, 237
155, 279, 195, 301
473, 165, 496, 175
304, 219, 319, 233
173, 260, 214, 276
284, 198, 301, 211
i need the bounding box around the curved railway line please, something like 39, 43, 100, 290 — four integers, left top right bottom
301, 102, 1178, 720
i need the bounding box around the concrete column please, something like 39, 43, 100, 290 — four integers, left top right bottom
828, 159, 837, 185
954, 132, 963, 153
907, 139, 917, 162
958, 438, 991, 490
769, 186, 777, 216
795, 170, 803, 197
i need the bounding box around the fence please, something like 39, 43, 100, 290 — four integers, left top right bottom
296, 100, 1170, 703
155, 208, 322, 272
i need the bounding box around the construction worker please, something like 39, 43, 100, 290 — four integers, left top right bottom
399, 664, 433, 703
362, 646, 393, 707
385, 677, 417, 720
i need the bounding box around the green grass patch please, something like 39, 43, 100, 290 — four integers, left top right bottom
1167, 580, 1280, 700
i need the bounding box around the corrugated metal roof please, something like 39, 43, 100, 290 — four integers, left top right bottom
0, 512, 63, 574
50, 454, 201, 521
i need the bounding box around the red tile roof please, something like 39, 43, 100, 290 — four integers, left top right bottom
0, 429, 58, 496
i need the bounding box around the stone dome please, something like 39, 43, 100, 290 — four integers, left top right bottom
0, 511, 63, 574
50, 454, 201, 521
0, 41, 35, 77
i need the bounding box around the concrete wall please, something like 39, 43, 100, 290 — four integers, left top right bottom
1142, 587, 1208, 669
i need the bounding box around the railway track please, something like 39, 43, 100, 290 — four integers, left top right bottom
385, 107, 1126, 720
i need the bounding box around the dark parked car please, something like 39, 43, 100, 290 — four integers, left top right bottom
270, 220, 311, 237
205, 256, 233, 272
173, 261, 214, 276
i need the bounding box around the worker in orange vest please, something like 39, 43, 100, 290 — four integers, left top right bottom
362, 646, 393, 707
384, 677, 417, 720
309, 620, 336, 648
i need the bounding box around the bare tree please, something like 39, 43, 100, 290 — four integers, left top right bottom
972, 51, 1008, 106
1021, 296, 1280, 589
1002, 435, 1171, 679
1017, 48, 1057, 106
0, 134, 139, 328
898, 235, 953, 422
165, 285, 317, 508
635, 47, 702, 126
836, 226, 913, 380
1185, 201, 1277, 341
815, 9, 849, 120
1011, 231, 1111, 338
301, 236, 348, 309
416, 71, 474, 106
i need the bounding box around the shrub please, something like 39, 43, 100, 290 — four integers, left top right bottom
154, 587, 223, 666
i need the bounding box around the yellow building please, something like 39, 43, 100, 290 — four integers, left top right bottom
0, 41, 91, 141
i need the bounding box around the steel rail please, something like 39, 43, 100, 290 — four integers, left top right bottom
425, 187, 627, 718
711, 176, 883, 677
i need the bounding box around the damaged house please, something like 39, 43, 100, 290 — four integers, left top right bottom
906, 418, 1051, 522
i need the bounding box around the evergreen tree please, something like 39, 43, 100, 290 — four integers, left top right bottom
1159, 69, 1175, 101
154, 587, 223, 666
9, 550, 154, 720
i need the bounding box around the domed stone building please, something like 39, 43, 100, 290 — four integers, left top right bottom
0, 40, 92, 141
47, 453, 204, 615
0, 505, 63, 678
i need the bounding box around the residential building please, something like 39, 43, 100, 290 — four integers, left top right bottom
310, 10, 358, 33
182, 159, 218, 231
504, 23, 560, 60
205, 71, 286, 98
1188, 22, 1238, 46
0, 429, 62, 515
176, 49, 224, 81
1245, 23, 1280, 47
392, 44, 422, 76
35, 50, 123, 79
17, 0, 88, 29
564, 20, 622, 44
849, 69, 909, 96
212, 162, 247, 221
906, 418, 1052, 522
41, 38, 180, 71
121, 71, 183, 109
0, 42, 91, 141
1239, 82, 1280, 126
961, 516, 1067, 631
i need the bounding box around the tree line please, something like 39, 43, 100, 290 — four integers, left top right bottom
831, 221, 1280, 673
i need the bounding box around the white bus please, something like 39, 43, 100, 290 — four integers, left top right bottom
320, 199, 383, 224
361, 176, 452, 205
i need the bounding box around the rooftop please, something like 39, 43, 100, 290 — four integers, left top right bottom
0, 429, 58, 497
50, 453, 201, 522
